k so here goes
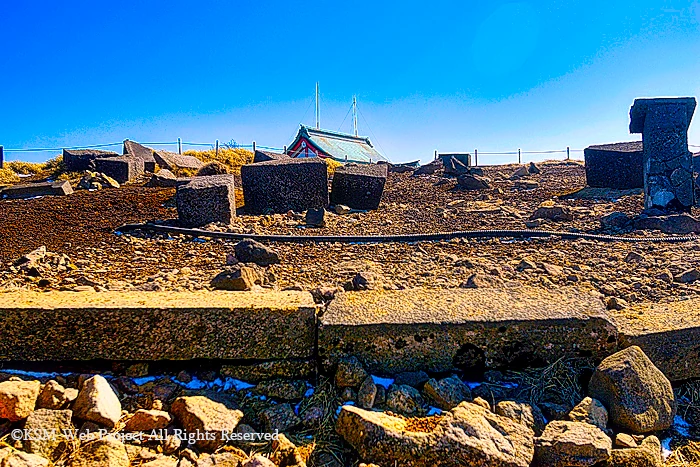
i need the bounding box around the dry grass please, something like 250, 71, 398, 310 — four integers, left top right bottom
505, 358, 591, 408
326, 158, 342, 176
184, 148, 254, 175
0, 168, 20, 184
665, 441, 700, 466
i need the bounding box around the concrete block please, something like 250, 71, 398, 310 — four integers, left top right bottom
330, 163, 387, 210
176, 174, 236, 227
1, 181, 73, 200
241, 158, 328, 214
319, 288, 617, 375
62, 149, 120, 172
584, 142, 644, 189
154, 150, 204, 172
0, 291, 317, 361
94, 157, 144, 183
123, 140, 157, 172
253, 150, 289, 163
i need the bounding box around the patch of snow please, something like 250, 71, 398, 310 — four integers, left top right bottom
132, 376, 158, 386
372, 375, 394, 389
223, 378, 255, 392
427, 407, 442, 416
661, 437, 673, 459
304, 388, 315, 398
674, 415, 691, 437
1, 369, 71, 379
465, 381, 482, 390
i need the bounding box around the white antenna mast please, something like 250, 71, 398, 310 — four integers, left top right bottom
352, 95, 358, 136
315, 82, 320, 129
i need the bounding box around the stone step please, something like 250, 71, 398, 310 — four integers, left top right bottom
0, 181, 73, 200
319, 287, 618, 375
0, 291, 317, 362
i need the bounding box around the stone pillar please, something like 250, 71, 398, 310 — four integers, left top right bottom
630, 97, 696, 212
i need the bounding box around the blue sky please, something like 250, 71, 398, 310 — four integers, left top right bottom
2, 0, 700, 164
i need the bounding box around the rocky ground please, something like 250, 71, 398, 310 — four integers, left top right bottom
1, 162, 700, 307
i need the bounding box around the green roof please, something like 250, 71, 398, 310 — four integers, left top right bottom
290, 125, 389, 164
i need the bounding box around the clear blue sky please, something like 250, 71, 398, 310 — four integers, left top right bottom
2, 0, 700, 164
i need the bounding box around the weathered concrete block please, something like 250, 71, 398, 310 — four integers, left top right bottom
94, 157, 144, 184
62, 149, 120, 172
154, 150, 204, 172
330, 163, 387, 210
630, 97, 696, 211
241, 158, 328, 214
0, 291, 317, 361
123, 140, 157, 172
320, 288, 617, 375
253, 150, 289, 163
1, 181, 73, 200
613, 298, 700, 381
176, 174, 236, 227
584, 142, 644, 189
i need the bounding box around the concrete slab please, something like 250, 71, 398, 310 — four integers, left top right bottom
1, 181, 73, 200
0, 291, 317, 361
613, 298, 700, 381
319, 288, 617, 375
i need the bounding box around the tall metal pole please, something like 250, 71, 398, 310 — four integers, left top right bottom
215, 139, 219, 158
352, 95, 358, 136
0, 146, 4, 169
474, 149, 478, 167
178, 138, 182, 155
315, 82, 320, 129
518, 148, 521, 164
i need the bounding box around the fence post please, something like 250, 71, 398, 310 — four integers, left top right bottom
434, 150, 438, 161
215, 139, 219, 158
518, 148, 521, 164
474, 149, 478, 167
0, 146, 3, 169
252, 141, 256, 153
177, 138, 182, 155
283, 145, 288, 155
566, 146, 570, 160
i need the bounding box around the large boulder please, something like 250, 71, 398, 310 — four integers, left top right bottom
588, 346, 676, 433
495, 401, 546, 436
62, 149, 120, 172
336, 402, 534, 467
170, 396, 243, 451
0, 379, 41, 421
72, 375, 122, 428
241, 158, 328, 215
37, 380, 78, 410
534, 420, 612, 466
123, 409, 172, 432
94, 156, 145, 183
330, 163, 387, 210
176, 174, 236, 227
123, 139, 157, 172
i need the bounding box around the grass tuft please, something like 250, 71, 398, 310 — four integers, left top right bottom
505, 358, 592, 408
184, 148, 254, 175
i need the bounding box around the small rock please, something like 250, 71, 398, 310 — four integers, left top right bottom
609, 435, 661, 467
260, 403, 301, 433
614, 433, 638, 448
334, 205, 351, 215
495, 401, 546, 436
589, 346, 675, 433
305, 208, 326, 227
460, 273, 505, 288
535, 420, 612, 467
170, 396, 244, 451
517, 258, 537, 271
210, 265, 261, 291
234, 239, 279, 266
357, 376, 377, 409
146, 169, 178, 187
472, 397, 491, 411
69, 434, 130, 467
510, 166, 529, 179
254, 380, 307, 401
528, 162, 541, 174
72, 375, 122, 428
624, 251, 645, 263
1, 450, 50, 467
0, 379, 41, 421
123, 409, 172, 431
335, 356, 368, 388
601, 212, 630, 229
674, 268, 700, 283
568, 397, 608, 430
539, 402, 572, 421
531, 204, 574, 222
457, 174, 491, 190
385, 384, 425, 416
606, 296, 628, 311
423, 376, 472, 410
270, 434, 307, 467
23, 408, 73, 461
241, 455, 276, 467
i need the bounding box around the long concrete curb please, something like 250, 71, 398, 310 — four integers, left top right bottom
0, 289, 699, 382
320, 288, 618, 374
0, 291, 317, 361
